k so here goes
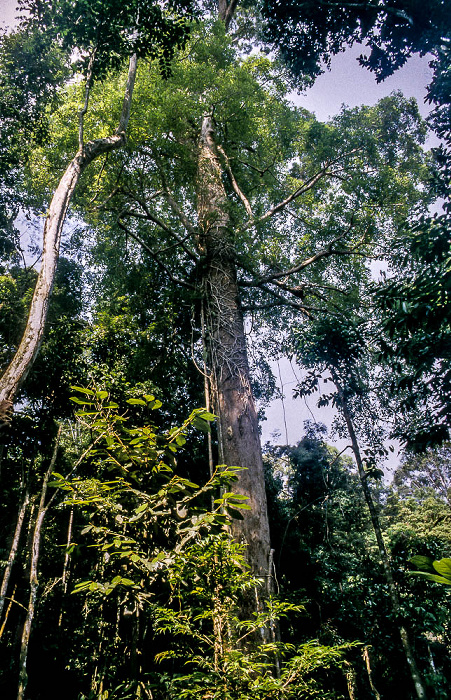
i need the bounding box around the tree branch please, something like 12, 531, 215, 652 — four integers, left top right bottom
153, 159, 200, 240
240, 215, 364, 288
0, 55, 139, 416
240, 233, 350, 287
242, 281, 331, 317
217, 144, 253, 217
121, 199, 198, 262
78, 48, 97, 149
241, 148, 360, 232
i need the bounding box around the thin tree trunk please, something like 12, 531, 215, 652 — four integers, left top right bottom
0, 489, 29, 621
0, 584, 18, 639
344, 659, 358, 700
197, 114, 272, 581
332, 374, 427, 700
0, 54, 138, 421
363, 646, 381, 700
17, 428, 61, 700
58, 505, 74, 627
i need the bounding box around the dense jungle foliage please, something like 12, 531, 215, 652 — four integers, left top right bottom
0, 1, 450, 698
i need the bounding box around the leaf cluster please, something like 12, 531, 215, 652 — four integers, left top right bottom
19, 0, 196, 79
260, 0, 451, 82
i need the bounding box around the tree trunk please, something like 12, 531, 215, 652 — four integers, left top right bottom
197, 115, 272, 581
0, 584, 17, 639
332, 374, 427, 700
0, 54, 138, 421
58, 505, 74, 627
363, 645, 381, 700
17, 429, 61, 700
0, 489, 29, 622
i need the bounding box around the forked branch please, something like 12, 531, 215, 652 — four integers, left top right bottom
241, 148, 360, 232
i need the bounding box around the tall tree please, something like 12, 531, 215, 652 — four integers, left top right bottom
1, 0, 444, 587
37, 23, 431, 581
292, 314, 427, 699
0, 0, 194, 417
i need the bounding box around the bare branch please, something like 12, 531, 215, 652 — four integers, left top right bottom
121, 200, 198, 262
241, 148, 360, 232
272, 278, 350, 297
240, 215, 363, 287
217, 145, 253, 217
240, 233, 349, 287
154, 160, 199, 239
243, 282, 322, 317
237, 157, 277, 179
116, 54, 138, 135
78, 48, 97, 149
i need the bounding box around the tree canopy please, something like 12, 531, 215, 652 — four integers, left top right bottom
0, 1, 450, 698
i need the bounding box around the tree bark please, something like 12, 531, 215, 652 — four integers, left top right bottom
197, 115, 272, 580
0, 54, 138, 421
332, 374, 427, 700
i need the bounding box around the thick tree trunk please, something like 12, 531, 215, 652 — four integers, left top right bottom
0, 54, 138, 421
197, 115, 272, 581
332, 375, 427, 700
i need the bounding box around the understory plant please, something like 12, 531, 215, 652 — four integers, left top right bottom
56, 387, 358, 699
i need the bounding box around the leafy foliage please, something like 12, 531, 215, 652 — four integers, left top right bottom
374, 215, 451, 449
261, 0, 451, 81
45, 388, 356, 699
409, 556, 451, 585
19, 0, 196, 78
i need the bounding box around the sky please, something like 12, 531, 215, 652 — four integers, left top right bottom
1, 0, 436, 473
265, 51, 435, 475
295, 44, 434, 122
0, 0, 17, 28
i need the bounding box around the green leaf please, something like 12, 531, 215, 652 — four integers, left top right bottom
409, 555, 434, 572
432, 558, 451, 580
226, 507, 244, 520
192, 417, 211, 433
121, 578, 135, 586
197, 410, 216, 421
127, 398, 147, 405
70, 386, 95, 396
70, 397, 94, 405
